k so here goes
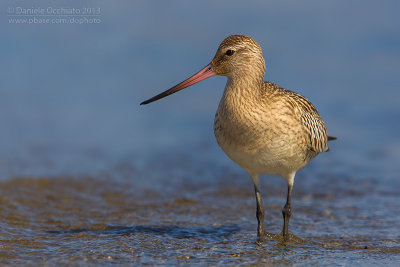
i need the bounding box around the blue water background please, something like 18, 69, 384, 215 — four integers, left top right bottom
0, 0, 399, 182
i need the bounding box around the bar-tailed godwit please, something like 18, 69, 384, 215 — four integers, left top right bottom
141, 35, 335, 241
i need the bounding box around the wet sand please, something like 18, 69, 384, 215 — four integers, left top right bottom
1, 159, 399, 265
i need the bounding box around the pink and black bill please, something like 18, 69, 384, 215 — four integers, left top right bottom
140, 63, 215, 105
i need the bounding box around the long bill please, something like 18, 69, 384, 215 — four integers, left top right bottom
140, 63, 216, 105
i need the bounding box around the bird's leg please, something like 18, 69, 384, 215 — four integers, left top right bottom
254, 184, 265, 239
282, 183, 293, 241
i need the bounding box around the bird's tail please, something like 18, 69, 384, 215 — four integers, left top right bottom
325, 136, 337, 152
328, 136, 337, 141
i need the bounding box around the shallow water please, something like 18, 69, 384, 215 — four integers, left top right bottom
1, 0, 400, 265
1, 155, 399, 265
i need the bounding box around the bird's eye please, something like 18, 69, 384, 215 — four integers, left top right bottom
226, 49, 235, 56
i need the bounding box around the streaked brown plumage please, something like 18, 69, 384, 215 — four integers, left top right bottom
141, 35, 336, 241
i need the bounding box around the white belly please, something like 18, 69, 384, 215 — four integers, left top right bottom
214, 111, 313, 176
217, 134, 307, 175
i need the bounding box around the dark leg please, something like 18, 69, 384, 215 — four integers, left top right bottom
254, 184, 265, 238
282, 184, 293, 241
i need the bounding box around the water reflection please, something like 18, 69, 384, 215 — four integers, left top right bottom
47, 224, 241, 239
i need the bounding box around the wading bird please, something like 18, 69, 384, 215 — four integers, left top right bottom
141, 35, 335, 241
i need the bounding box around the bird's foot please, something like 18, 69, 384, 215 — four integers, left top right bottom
256, 230, 266, 244
282, 231, 290, 242
278, 231, 304, 244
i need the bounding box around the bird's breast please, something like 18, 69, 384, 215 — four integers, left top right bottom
213, 93, 310, 175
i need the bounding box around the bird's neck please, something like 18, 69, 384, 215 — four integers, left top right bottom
217, 74, 265, 128
223, 73, 264, 103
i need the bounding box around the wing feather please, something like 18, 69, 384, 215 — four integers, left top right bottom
282, 88, 329, 153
